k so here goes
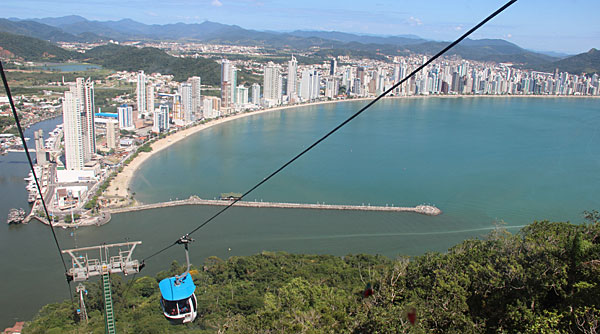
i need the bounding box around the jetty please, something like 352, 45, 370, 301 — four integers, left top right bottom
108, 196, 442, 216
7, 208, 26, 224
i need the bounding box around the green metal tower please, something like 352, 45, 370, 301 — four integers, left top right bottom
63, 241, 143, 334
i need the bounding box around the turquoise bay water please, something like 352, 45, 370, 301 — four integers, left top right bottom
1, 97, 599, 328
133, 97, 600, 226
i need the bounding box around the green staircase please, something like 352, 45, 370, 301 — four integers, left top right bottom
102, 272, 116, 334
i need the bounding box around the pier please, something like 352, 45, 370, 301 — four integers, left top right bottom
108, 196, 442, 216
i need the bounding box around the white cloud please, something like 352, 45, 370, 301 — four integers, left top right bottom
211, 0, 223, 7
408, 16, 422, 26
454, 25, 462, 31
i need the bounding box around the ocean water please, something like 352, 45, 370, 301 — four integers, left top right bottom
1, 97, 599, 328
132, 97, 600, 226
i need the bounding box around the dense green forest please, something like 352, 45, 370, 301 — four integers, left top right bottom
0, 31, 76, 62
22, 216, 600, 334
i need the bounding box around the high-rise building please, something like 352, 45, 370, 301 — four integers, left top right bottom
62, 85, 85, 170
62, 79, 96, 170
34, 129, 47, 165
117, 104, 134, 130
75, 78, 96, 160
221, 60, 236, 109
136, 71, 147, 116
146, 84, 155, 115
180, 83, 194, 124
188, 76, 202, 119
300, 69, 320, 101
286, 56, 298, 101
236, 85, 249, 105
263, 63, 282, 105
251, 83, 261, 105
330, 58, 337, 76
202, 96, 221, 119
153, 105, 170, 133
106, 120, 119, 150
325, 78, 339, 98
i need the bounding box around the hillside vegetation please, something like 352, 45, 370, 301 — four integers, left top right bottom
22, 215, 600, 334
0, 31, 76, 61
537, 48, 600, 74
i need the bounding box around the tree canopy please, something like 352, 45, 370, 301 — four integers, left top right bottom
23, 215, 600, 334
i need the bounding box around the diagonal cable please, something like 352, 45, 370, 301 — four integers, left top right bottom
142, 0, 518, 262
0, 61, 75, 302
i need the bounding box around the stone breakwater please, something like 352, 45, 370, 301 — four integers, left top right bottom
108, 196, 442, 216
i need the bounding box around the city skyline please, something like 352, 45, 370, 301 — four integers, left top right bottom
2, 0, 599, 54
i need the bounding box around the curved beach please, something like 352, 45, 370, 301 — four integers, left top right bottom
104, 98, 372, 200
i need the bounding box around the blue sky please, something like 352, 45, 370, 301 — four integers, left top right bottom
4, 0, 599, 54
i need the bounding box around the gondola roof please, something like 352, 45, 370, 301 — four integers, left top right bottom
159, 273, 196, 301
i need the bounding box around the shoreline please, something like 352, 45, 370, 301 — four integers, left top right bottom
103, 97, 373, 200
103, 94, 598, 202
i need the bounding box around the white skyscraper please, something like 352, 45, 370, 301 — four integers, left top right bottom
153, 105, 170, 133
188, 76, 202, 119
263, 63, 282, 105
221, 60, 236, 109
286, 56, 298, 101
251, 83, 261, 105
146, 84, 155, 115
75, 78, 95, 161
300, 69, 320, 101
180, 83, 194, 124
63, 86, 85, 170
236, 85, 249, 105
63, 79, 96, 170
118, 104, 134, 130
136, 71, 147, 116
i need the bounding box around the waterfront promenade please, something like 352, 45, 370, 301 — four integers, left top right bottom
108, 196, 442, 216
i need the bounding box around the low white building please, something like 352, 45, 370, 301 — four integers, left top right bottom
56, 169, 97, 183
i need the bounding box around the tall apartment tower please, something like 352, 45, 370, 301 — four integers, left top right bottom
180, 83, 194, 124
34, 129, 47, 165
136, 71, 147, 116
106, 120, 119, 150
188, 76, 202, 118
146, 84, 155, 114
251, 83, 261, 105
300, 69, 320, 101
330, 58, 337, 76
287, 56, 298, 100
152, 105, 170, 133
263, 63, 282, 105
117, 104, 134, 130
63, 85, 85, 170
75, 78, 96, 160
221, 60, 236, 109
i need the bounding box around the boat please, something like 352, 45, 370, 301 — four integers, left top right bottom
7, 208, 26, 224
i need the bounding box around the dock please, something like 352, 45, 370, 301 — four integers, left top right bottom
108, 196, 442, 216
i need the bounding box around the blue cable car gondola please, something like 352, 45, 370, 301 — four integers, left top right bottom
159, 236, 198, 324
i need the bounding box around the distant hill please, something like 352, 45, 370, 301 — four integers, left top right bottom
82, 44, 222, 84
288, 30, 427, 45
536, 48, 600, 74
0, 31, 77, 61
4, 16, 560, 68
0, 18, 85, 42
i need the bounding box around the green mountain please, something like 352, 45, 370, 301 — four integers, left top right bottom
22, 218, 600, 334
6, 16, 560, 68
82, 44, 222, 84
0, 31, 77, 61
537, 48, 600, 74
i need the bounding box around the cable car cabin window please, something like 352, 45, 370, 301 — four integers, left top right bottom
178, 299, 191, 314
162, 299, 179, 316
